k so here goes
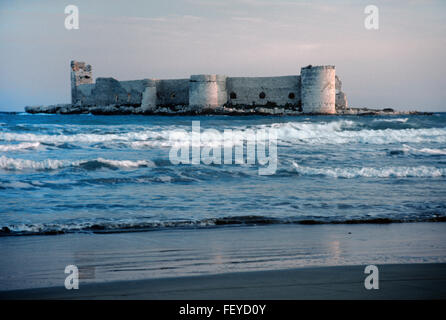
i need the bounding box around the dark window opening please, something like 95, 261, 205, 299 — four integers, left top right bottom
230, 92, 237, 99
288, 92, 295, 99
259, 92, 266, 99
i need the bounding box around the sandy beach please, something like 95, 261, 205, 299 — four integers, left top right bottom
1, 223, 445, 299
2, 263, 446, 299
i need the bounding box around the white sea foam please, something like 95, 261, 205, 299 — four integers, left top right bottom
292, 162, 446, 178
0, 155, 155, 171
402, 145, 446, 155
0, 142, 41, 152
123, 121, 446, 147
0, 155, 67, 170
0, 131, 166, 144
373, 118, 409, 123
270, 121, 446, 145
94, 158, 155, 168
0, 129, 249, 149
1, 120, 446, 147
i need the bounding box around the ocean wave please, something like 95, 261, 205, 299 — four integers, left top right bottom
0, 142, 40, 152
0, 155, 67, 170
401, 145, 446, 156
2, 120, 446, 147
0, 155, 155, 171
271, 122, 446, 145
2, 214, 445, 236
292, 162, 446, 178
0, 129, 254, 149
90, 158, 155, 169
0, 131, 166, 144
373, 118, 409, 123
0, 181, 36, 189
155, 121, 446, 146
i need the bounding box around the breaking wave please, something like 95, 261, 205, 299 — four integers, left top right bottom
271, 121, 446, 145
0, 155, 155, 171
292, 162, 446, 178
0, 142, 40, 152
372, 118, 409, 123
0, 155, 66, 170
2, 120, 446, 147
401, 145, 446, 156
0, 130, 167, 144
2, 214, 446, 236
89, 158, 155, 169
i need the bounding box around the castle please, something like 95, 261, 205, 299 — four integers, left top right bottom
70, 61, 348, 114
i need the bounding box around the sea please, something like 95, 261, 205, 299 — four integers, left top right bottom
1, 112, 445, 236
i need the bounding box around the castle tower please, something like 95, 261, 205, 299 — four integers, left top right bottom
140, 79, 157, 111
189, 74, 227, 109
300, 65, 336, 114
70, 60, 93, 104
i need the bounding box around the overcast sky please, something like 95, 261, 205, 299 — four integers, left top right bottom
1, 0, 445, 112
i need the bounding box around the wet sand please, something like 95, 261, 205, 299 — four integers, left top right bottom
1, 263, 446, 299
1, 223, 445, 299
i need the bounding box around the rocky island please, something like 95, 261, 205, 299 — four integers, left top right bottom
25, 61, 429, 116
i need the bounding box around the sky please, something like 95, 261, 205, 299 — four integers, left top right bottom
1, 0, 445, 112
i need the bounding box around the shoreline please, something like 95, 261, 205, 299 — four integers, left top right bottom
1, 223, 445, 293
2, 263, 446, 299
1, 219, 446, 238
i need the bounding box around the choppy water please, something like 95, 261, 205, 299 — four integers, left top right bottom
0, 113, 445, 236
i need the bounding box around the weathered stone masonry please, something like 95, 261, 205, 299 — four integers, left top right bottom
69, 61, 348, 114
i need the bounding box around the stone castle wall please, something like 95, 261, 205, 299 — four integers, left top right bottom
226, 76, 301, 108
156, 79, 190, 106
70, 60, 347, 114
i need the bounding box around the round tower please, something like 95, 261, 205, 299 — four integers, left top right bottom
140, 79, 157, 111
300, 65, 336, 114
189, 74, 227, 109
